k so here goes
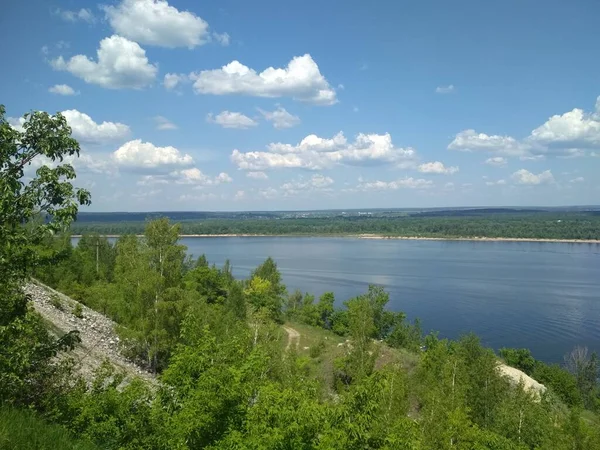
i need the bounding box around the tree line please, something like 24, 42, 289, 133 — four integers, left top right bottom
70, 214, 600, 240
2, 107, 600, 449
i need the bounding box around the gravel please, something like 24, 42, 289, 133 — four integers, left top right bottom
25, 281, 155, 384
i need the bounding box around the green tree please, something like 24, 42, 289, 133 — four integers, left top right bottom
317, 291, 335, 329
0, 106, 90, 406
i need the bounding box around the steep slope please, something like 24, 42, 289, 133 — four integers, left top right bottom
25, 281, 154, 383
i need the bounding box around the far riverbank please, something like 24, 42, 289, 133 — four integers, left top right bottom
70, 233, 600, 244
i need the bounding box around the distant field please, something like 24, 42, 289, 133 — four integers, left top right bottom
70, 208, 600, 240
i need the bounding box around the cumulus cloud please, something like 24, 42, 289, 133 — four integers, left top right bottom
112, 139, 194, 170
569, 176, 585, 183
9, 111, 129, 145
231, 131, 417, 171
171, 168, 232, 185
103, 0, 210, 48
449, 95, 600, 159
258, 107, 301, 129
207, 111, 258, 129
28, 153, 114, 175
163, 73, 188, 91
57, 8, 95, 23
417, 161, 459, 174
234, 190, 246, 201
485, 156, 507, 167
356, 177, 433, 191
511, 169, 554, 185
61, 109, 130, 144
528, 108, 600, 149
189, 54, 337, 105
448, 129, 527, 156
51, 35, 158, 89
48, 84, 78, 95
247, 171, 268, 180
154, 116, 177, 130
435, 84, 455, 94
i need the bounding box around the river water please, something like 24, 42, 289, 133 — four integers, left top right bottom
75, 236, 600, 363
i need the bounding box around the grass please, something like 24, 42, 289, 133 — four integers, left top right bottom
283, 320, 422, 396
0, 407, 98, 450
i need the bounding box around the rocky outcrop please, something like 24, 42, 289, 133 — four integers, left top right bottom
25, 281, 154, 383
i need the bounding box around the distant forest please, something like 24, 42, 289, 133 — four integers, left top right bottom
71, 209, 600, 240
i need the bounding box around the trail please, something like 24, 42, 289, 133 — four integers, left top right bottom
26, 280, 155, 384
283, 325, 300, 351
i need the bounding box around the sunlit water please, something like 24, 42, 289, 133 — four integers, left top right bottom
74, 236, 600, 363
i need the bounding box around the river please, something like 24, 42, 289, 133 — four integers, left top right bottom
76, 236, 600, 363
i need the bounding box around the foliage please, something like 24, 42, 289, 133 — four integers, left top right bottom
0, 105, 88, 409
0, 406, 98, 450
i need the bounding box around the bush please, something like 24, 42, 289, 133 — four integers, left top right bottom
72, 303, 83, 319
309, 338, 326, 358
49, 294, 63, 311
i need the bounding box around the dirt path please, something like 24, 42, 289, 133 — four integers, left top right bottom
26, 281, 154, 384
283, 325, 300, 351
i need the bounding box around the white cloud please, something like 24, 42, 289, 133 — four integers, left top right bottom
61, 109, 130, 144
14, 110, 130, 144
163, 73, 188, 91
528, 108, 600, 149
207, 111, 258, 129
190, 54, 337, 105
112, 139, 194, 169
58, 8, 95, 23
234, 190, 246, 201
281, 174, 334, 195
448, 129, 527, 156
570, 177, 585, 183
171, 168, 232, 185
511, 169, 554, 185
247, 171, 268, 180
28, 153, 114, 175
450, 96, 600, 160
356, 177, 433, 191
154, 116, 177, 130
417, 161, 459, 174
231, 131, 417, 171
48, 84, 78, 96
485, 156, 507, 167
51, 35, 157, 89
485, 179, 507, 186
103, 0, 210, 48
212, 32, 230, 46
435, 84, 455, 94
258, 107, 300, 129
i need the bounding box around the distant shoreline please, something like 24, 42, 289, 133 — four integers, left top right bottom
70, 233, 600, 244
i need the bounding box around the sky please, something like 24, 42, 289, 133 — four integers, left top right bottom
1, 0, 599, 212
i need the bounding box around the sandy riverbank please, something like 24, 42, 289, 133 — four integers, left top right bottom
70, 233, 600, 243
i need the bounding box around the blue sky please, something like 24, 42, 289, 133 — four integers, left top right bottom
1, 0, 599, 211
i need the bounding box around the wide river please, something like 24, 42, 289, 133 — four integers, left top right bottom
76, 236, 600, 363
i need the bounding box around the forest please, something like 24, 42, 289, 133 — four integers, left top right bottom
2, 108, 600, 449
70, 214, 600, 240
